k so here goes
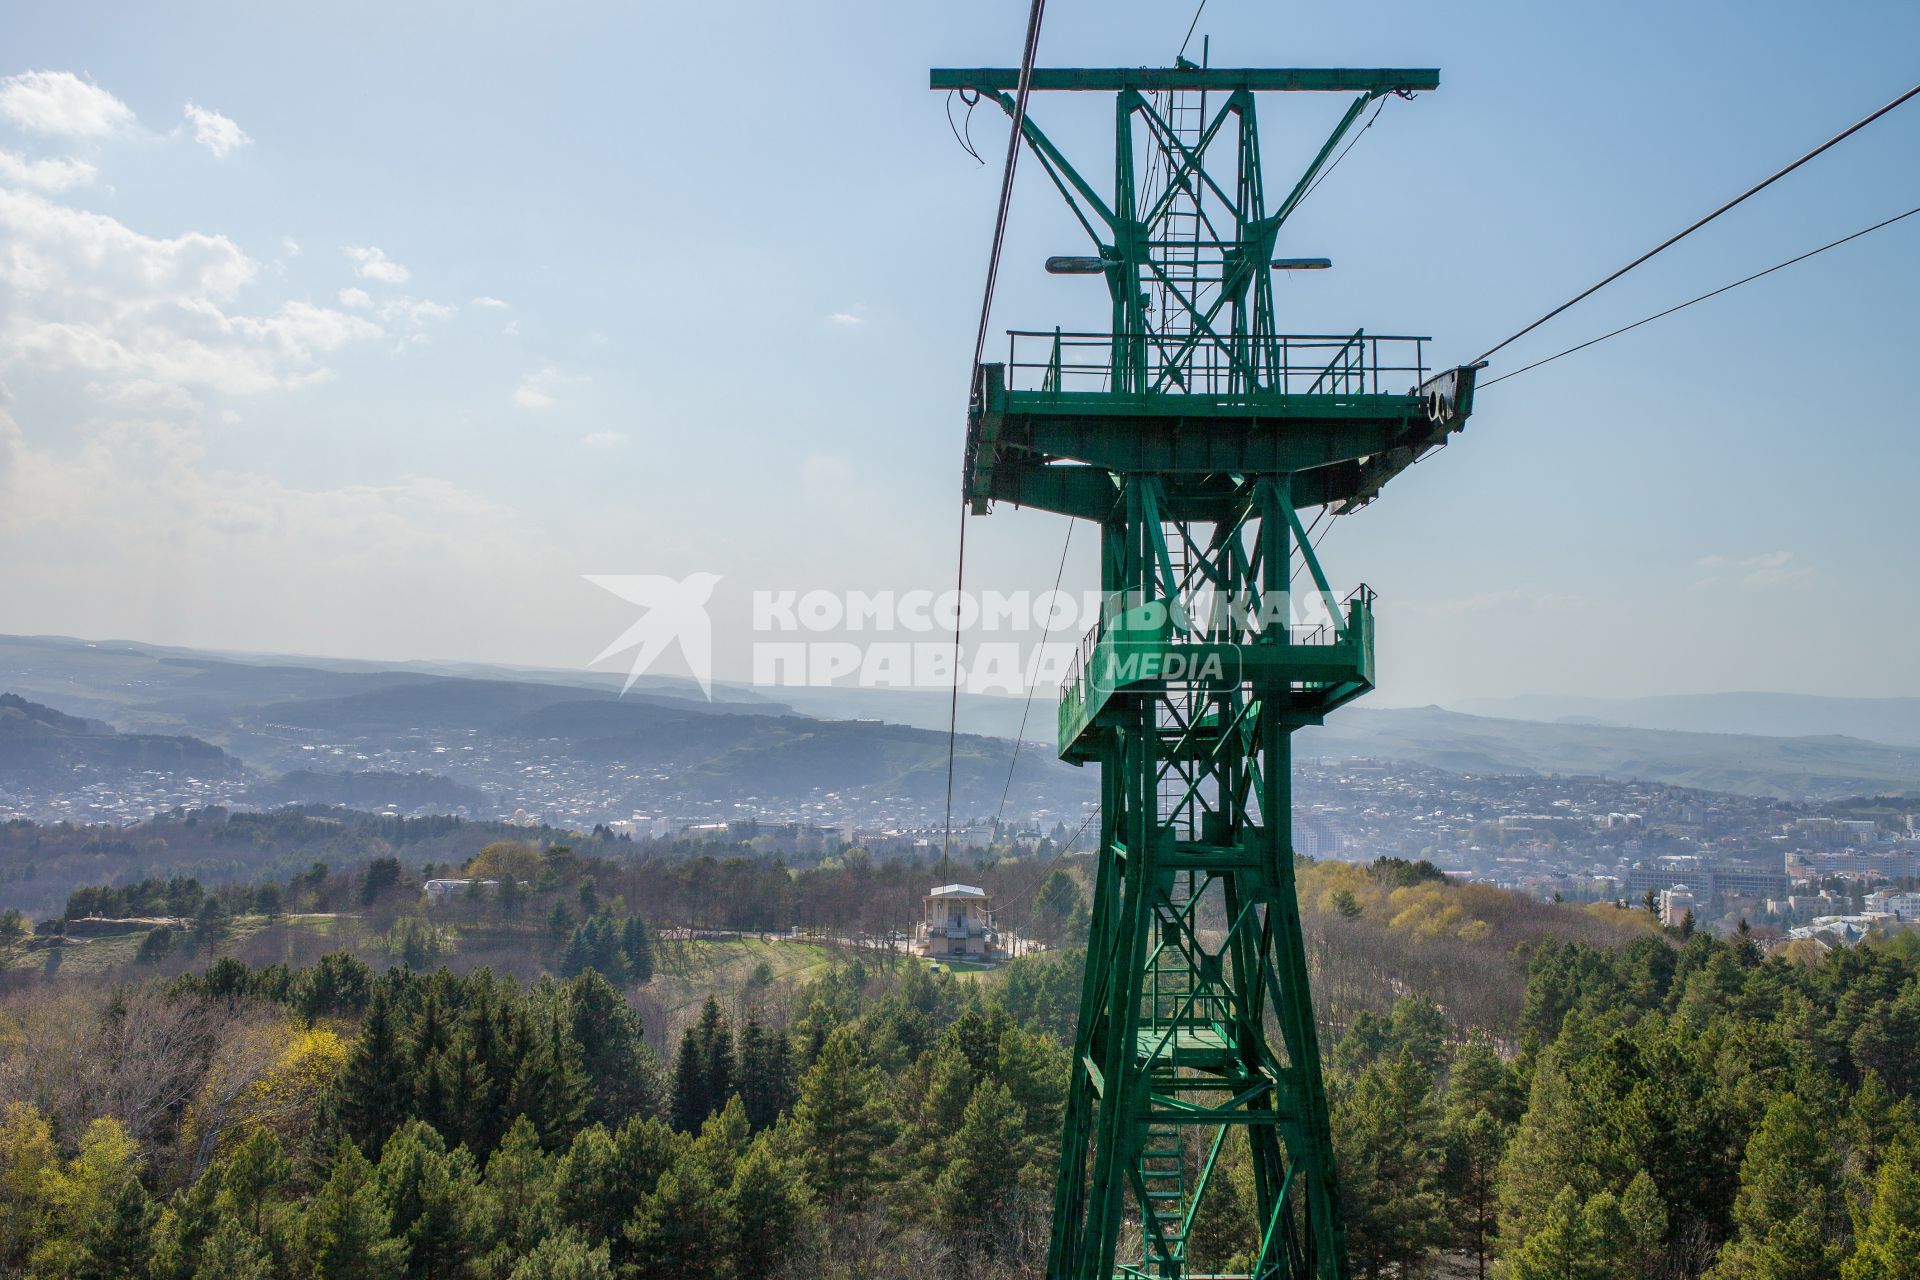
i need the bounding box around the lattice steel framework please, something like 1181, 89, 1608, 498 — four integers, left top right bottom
931, 63, 1477, 1280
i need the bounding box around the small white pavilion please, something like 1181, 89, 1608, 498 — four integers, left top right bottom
916, 883, 1002, 960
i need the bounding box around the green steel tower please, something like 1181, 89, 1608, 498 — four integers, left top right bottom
929, 64, 1478, 1280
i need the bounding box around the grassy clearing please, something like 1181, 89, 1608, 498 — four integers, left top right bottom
646, 935, 842, 1023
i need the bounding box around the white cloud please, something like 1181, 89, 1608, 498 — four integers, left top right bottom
381, 297, 454, 327
182, 103, 251, 158
827, 310, 865, 326
514, 371, 557, 410
0, 186, 382, 395
471, 295, 509, 309
0, 71, 134, 138
513, 364, 582, 411
345, 245, 410, 284
581, 430, 628, 447
338, 287, 371, 309
281, 236, 302, 258
1693, 550, 1813, 591
0, 406, 540, 657
374, 295, 457, 348
0, 148, 96, 192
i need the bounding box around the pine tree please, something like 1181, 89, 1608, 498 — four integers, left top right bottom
587, 917, 626, 983
1509, 1185, 1605, 1280
149, 1174, 222, 1280
77, 1168, 158, 1280
735, 1017, 800, 1134
338, 986, 412, 1154
301, 1143, 406, 1280
729, 1139, 811, 1277
478, 1116, 555, 1278
428, 1029, 490, 1151
1708, 1092, 1843, 1280
996, 1023, 1067, 1138
763, 1027, 797, 1123
462, 981, 506, 1148
923, 1043, 975, 1135
787, 1027, 895, 1206
1842, 1142, 1920, 1280
528, 1004, 590, 1146
670, 1028, 707, 1132
1388, 996, 1449, 1074
622, 915, 653, 984
506, 1229, 612, 1280
566, 971, 654, 1126
1496, 1016, 1636, 1247
1334, 1051, 1447, 1278
193, 1215, 275, 1280
219, 1128, 290, 1238
1442, 1107, 1505, 1279
698, 997, 735, 1115
622, 1157, 735, 1280
1595, 1170, 1667, 1280
1447, 1032, 1522, 1127
559, 926, 593, 979
552, 1117, 684, 1265
684, 1099, 751, 1212
373, 1121, 481, 1280
931, 1081, 1026, 1236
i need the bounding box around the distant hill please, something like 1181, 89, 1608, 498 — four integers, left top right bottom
240, 769, 488, 812
1301, 705, 1920, 800
11, 631, 1918, 805
0, 693, 240, 781
0, 636, 1088, 815
1454, 691, 1920, 748
0, 634, 773, 734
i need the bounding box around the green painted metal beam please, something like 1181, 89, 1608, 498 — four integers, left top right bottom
930, 67, 1439, 93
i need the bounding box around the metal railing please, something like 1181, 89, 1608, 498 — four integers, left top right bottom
1006, 329, 1429, 398
1059, 584, 1374, 712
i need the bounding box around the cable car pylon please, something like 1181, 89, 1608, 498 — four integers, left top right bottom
930, 60, 1477, 1280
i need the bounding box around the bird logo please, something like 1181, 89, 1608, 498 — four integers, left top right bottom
583, 572, 722, 699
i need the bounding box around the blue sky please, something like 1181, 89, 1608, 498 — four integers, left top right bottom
0, 0, 1916, 707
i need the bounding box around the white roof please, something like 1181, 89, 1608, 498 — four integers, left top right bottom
928, 883, 987, 898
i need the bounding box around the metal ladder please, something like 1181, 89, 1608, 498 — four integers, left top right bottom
1138, 1119, 1189, 1273
1136, 871, 1199, 1275
1145, 81, 1210, 393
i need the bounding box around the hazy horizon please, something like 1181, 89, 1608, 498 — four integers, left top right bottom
3, 0, 1917, 707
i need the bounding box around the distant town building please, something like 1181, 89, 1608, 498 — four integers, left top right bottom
916, 883, 1002, 960
1625, 858, 1789, 912
608, 815, 673, 839
1792, 847, 1920, 880
1866, 890, 1920, 921
424, 878, 500, 902
1659, 886, 1699, 928
1789, 913, 1901, 948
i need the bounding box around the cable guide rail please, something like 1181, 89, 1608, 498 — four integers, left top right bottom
1004, 329, 1430, 399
